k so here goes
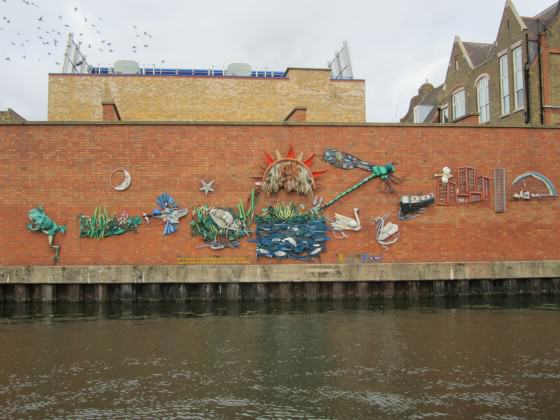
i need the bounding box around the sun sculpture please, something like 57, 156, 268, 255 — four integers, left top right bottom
260, 146, 325, 196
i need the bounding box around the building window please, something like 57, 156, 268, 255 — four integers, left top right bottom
454, 57, 459, 71
413, 106, 420, 123
513, 46, 525, 110
476, 76, 490, 123
413, 105, 434, 123
440, 105, 449, 123
499, 54, 510, 115
452, 89, 466, 120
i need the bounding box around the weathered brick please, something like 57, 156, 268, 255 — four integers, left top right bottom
48, 69, 365, 123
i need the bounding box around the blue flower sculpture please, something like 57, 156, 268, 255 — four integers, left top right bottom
145, 192, 188, 235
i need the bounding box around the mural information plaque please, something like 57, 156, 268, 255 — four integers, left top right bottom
177, 256, 251, 265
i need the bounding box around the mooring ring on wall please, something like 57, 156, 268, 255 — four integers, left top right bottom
110, 168, 132, 191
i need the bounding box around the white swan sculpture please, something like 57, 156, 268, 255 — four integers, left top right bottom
330, 208, 361, 238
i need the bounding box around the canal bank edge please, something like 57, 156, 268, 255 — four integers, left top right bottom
1, 261, 560, 284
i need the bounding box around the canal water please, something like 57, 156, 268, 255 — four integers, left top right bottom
1, 297, 559, 419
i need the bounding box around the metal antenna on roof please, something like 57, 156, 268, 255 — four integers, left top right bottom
62, 33, 89, 73
328, 41, 353, 80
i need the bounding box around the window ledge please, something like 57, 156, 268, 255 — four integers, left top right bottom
499, 112, 511, 119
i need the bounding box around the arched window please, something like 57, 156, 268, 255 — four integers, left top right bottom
476, 76, 490, 123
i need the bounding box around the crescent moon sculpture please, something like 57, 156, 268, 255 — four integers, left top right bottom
110, 169, 132, 191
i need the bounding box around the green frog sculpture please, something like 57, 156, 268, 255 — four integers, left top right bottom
27, 206, 66, 263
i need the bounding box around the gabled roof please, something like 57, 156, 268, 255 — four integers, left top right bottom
505, 0, 528, 31
535, 1, 560, 21
521, 1, 560, 35
454, 2, 559, 69
462, 42, 495, 68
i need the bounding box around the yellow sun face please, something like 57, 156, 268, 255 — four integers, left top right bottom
260, 146, 325, 196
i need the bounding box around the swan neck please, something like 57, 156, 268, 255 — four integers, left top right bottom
354, 209, 360, 225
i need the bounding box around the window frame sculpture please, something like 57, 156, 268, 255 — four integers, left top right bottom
321, 148, 404, 209
143, 192, 188, 235
27, 206, 66, 263
434, 166, 490, 205
259, 146, 326, 196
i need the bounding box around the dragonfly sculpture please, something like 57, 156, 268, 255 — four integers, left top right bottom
321, 149, 404, 209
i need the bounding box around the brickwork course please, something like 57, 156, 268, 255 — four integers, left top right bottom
402, 0, 560, 126
48, 68, 365, 123
1, 122, 559, 267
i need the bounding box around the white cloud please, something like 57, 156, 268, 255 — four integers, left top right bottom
0, 0, 554, 121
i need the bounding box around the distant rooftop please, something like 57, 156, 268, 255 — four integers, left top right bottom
63, 34, 354, 81
88, 66, 288, 78
86, 66, 354, 80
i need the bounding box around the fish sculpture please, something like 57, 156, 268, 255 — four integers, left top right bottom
254, 203, 329, 260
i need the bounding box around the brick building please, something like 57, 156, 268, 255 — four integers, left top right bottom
48, 66, 365, 123
402, 0, 560, 125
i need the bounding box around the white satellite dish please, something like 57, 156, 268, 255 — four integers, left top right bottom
225, 63, 251, 77
114, 60, 140, 74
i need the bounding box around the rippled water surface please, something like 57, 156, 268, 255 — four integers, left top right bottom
1, 298, 560, 419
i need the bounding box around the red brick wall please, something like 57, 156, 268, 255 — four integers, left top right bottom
102, 102, 121, 121
1, 123, 559, 266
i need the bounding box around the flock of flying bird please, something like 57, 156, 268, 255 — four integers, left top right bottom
0, 0, 162, 68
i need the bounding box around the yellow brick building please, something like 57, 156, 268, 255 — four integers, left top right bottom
48, 68, 365, 123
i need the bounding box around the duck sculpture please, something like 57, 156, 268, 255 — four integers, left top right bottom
329, 208, 361, 238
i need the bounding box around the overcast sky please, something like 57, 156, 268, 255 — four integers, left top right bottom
0, 0, 555, 122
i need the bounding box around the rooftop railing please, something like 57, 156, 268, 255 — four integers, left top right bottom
89, 66, 286, 78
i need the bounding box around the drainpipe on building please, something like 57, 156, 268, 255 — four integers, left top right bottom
537, 19, 545, 125
524, 33, 531, 124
